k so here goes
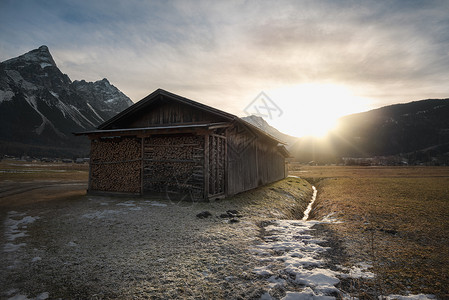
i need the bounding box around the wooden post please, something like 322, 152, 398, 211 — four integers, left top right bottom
224, 129, 228, 196
140, 136, 145, 195
204, 132, 209, 200
87, 138, 94, 193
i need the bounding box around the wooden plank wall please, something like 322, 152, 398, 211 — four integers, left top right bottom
227, 123, 286, 196
115, 98, 227, 128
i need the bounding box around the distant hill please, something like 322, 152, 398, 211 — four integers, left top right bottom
241, 115, 298, 147
289, 99, 449, 164
0, 46, 133, 157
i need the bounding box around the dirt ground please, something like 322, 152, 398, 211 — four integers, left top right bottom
0, 166, 314, 300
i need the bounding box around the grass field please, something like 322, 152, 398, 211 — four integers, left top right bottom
2, 161, 448, 298
290, 165, 449, 299
0, 160, 88, 207
0, 160, 88, 182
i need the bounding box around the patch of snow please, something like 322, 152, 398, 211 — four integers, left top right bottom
23, 95, 65, 137
267, 275, 286, 288
7, 292, 49, 300
7, 232, 28, 241
4, 243, 27, 252
4, 212, 39, 252
40, 62, 52, 69
0, 89, 15, 103
86, 103, 105, 122
302, 186, 317, 221
5, 289, 18, 296
319, 213, 343, 224
339, 262, 375, 279
7, 294, 29, 300
383, 295, 436, 300
129, 206, 142, 211
260, 292, 274, 300
32, 256, 42, 262
67, 241, 78, 247
106, 97, 119, 103
36, 292, 49, 300
144, 200, 168, 207
253, 266, 274, 276
253, 219, 339, 297
69, 104, 96, 127
281, 287, 335, 300
116, 201, 135, 207
49, 91, 59, 99
81, 209, 120, 219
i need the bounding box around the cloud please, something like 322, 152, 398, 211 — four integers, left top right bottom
1, 0, 449, 115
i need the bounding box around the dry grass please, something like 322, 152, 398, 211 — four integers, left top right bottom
291, 165, 449, 298
0, 160, 89, 182
0, 160, 88, 207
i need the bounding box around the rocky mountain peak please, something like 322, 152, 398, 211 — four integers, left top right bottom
2, 45, 57, 69
0, 46, 133, 157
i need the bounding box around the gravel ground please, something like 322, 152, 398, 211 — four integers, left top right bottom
0, 178, 314, 299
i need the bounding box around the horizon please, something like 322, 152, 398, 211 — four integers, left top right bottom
2, 1, 449, 137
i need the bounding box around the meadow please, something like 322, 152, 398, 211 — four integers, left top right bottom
290, 165, 449, 298
1, 160, 448, 298
0, 160, 88, 207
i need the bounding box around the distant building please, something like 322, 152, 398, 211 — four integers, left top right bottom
76, 89, 289, 200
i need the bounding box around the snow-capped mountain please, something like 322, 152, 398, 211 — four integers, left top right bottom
0, 45, 133, 157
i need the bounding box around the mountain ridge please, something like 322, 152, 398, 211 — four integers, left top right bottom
289, 98, 449, 164
241, 115, 298, 147
0, 46, 133, 157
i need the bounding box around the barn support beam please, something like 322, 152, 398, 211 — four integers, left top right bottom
204, 132, 209, 200
140, 136, 144, 195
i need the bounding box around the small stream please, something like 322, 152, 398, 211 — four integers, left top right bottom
302, 185, 317, 221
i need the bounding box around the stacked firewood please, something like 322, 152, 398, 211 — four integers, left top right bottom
91, 137, 141, 163
144, 135, 203, 160
90, 137, 141, 193
91, 161, 141, 193
143, 135, 204, 196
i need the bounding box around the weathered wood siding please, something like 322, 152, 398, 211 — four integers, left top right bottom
109, 98, 227, 129
89, 137, 141, 194
227, 123, 286, 196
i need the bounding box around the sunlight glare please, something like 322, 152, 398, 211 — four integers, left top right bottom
266, 83, 372, 137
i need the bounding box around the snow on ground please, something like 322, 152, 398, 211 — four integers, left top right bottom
251, 215, 436, 300
251, 218, 348, 299
7, 291, 49, 300
251, 216, 378, 299
383, 294, 436, 300
3, 211, 39, 252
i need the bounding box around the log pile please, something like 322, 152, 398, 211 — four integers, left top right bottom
90, 137, 141, 193
143, 135, 204, 199
91, 137, 140, 163
91, 161, 141, 193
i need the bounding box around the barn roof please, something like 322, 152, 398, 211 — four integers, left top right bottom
82, 88, 287, 145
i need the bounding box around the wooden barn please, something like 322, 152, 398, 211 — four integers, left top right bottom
76, 89, 289, 200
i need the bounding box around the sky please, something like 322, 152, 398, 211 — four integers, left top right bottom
1, 0, 449, 137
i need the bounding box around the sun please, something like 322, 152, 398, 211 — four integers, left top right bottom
265, 83, 372, 138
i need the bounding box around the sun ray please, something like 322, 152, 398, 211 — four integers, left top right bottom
266, 83, 373, 137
